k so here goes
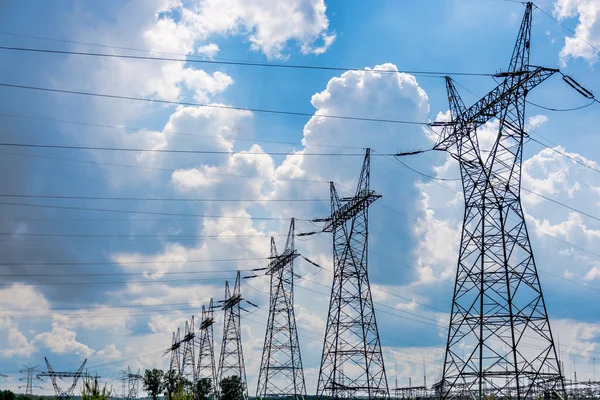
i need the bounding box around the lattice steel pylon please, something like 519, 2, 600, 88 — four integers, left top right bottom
316, 149, 389, 399
168, 328, 182, 376
38, 357, 87, 400
431, 3, 565, 399
197, 298, 218, 399
19, 365, 42, 395
217, 271, 248, 399
181, 317, 197, 383
257, 219, 307, 400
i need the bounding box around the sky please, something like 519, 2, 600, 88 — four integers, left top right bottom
0, 0, 600, 396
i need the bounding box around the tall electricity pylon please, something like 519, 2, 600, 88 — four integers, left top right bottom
432, 3, 565, 399
257, 219, 307, 400
217, 271, 248, 399
198, 298, 218, 399
181, 317, 197, 383
38, 357, 87, 400
168, 328, 182, 377
316, 149, 389, 399
19, 365, 42, 395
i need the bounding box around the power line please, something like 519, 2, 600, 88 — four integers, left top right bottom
0, 257, 265, 267
0, 112, 364, 151
0, 194, 327, 203
0, 200, 310, 220
533, 4, 600, 55
0, 82, 429, 126
0, 141, 388, 156
0, 45, 496, 78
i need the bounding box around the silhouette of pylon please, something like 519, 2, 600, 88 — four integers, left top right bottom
217, 271, 248, 399
257, 218, 306, 399
181, 317, 197, 383
198, 298, 218, 400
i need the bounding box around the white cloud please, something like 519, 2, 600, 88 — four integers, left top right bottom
197, 43, 220, 58
181, 0, 335, 59
554, 0, 600, 65
33, 327, 93, 357
96, 344, 122, 360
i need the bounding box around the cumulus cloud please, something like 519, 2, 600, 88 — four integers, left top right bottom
32, 328, 93, 357
553, 0, 600, 65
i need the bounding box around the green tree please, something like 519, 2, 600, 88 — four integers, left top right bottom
163, 370, 183, 400
219, 376, 244, 400
0, 390, 16, 400
81, 376, 112, 400
143, 369, 165, 400
196, 378, 213, 400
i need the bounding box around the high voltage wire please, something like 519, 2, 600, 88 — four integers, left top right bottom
0, 257, 264, 267
0, 112, 364, 151
0, 194, 328, 202
0, 46, 495, 78
0, 200, 311, 220
0, 141, 389, 156
0, 82, 429, 126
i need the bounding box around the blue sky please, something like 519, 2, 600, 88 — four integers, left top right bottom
0, 0, 600, 395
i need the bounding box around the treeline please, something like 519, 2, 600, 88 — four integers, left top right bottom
142, 369, 244, 400
0, 391, 44, 400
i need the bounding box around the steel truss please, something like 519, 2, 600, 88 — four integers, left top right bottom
38, 357, 87, 400
181, 317, 197, 383
432, 3, 565, 399
257, 218, 307, 399
198, 298, 218, 400
316, 149, 389, 399
217, 271, 248, 399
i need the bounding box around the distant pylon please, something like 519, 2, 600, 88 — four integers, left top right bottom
181, 317, 197, 383
19, 365, 42, 395
197, 298, 218, 399
38, 357, 87, 400
217, 271, 248, 399
257, 219, 307, 399
316, 149, 389, 399
169, 328, 182, 376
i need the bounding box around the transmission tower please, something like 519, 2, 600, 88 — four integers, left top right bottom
217, 271, 248, 399
126, 367, 142, 399
181, 317, 197, 383
257, 218, 307, 400
19, 365, 42, 395
316, 149, 389, 399
431, 3, 565, 399
38, 357, 87, 400
197, 298, 218, 399
168, 327, 182, 377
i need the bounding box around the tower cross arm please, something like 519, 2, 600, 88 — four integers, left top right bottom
316, 191, 381, 232
266, 250, 300, 275
433, 66, 558, 152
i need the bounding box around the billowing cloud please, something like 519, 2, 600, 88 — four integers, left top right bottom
554, 0, 600, 65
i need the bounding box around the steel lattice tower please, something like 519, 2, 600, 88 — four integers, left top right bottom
316, 149, 389, 399
257, 219, 307, 400
169, 328, 182, 376
432, 3, 565, 399
181, 317, 197, 383
38, 358, 87, 400
217, 271, 248, 399
198, 298, 218, 399
19, 365, 42, 395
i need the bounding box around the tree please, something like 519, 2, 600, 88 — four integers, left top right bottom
196, 378, 212, 400
81, 376, 112, 400
163, 370, 183, 400
143, 369, 165, 400
219, 376, 244, 400
0, 390, 16, 400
